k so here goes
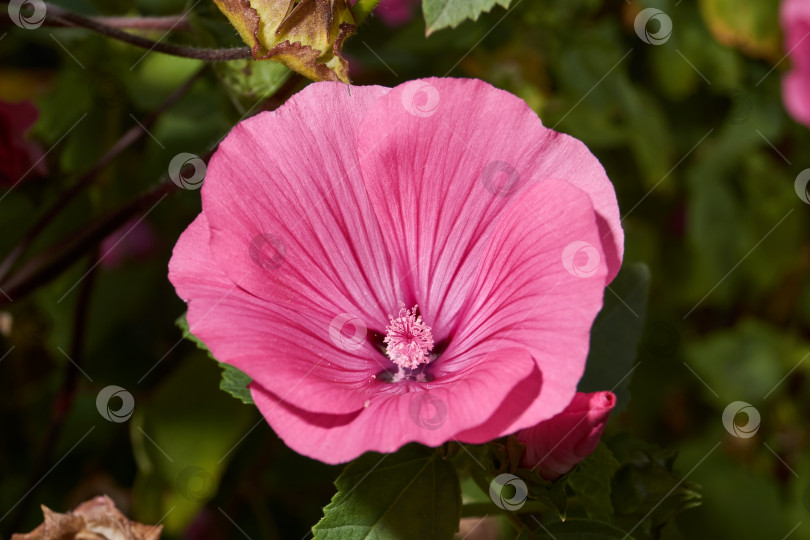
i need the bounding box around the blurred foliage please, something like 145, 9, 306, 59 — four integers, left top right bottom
579, 263, 650, 414
1, 0, 809, 538
699, 0, 782, 61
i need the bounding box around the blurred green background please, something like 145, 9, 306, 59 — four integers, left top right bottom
1, 0, 809, 538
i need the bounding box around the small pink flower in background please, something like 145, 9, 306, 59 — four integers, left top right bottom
375, 0, 419, 26
0, 100, 46, 187
782, 0, 810, 126
169, 77, 623, 464
516, 391, 616, 480
100, 219, 158, 269
350, 0, 418, 26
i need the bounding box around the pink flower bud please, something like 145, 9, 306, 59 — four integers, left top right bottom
516, 391, 616, 480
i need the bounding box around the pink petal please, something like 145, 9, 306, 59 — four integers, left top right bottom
169, 214, 380, 414
444, 178, 609, 436
781, 0, 810, 126
249, 347, 540, 464
203, 82, 403, 337
181, 82, 426, 412
782, 0, 810, 69
516, 391, 616, 480
784, 70, 810, 126
355, 77, 622, 342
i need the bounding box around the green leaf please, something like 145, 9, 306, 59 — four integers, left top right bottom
567, 443, 621, 521
610, 444, 703, 531
422, 0, 512, 35
312, 444, 461, 539
535, 518, 635, 539
175, 312, 210, 354
175, 313, 254, 404
219, 362, 255, 405
513, 467, 568, 520
214, 59, 291, 115
578, 263, 650, 412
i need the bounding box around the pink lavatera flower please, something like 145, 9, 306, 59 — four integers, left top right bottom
516, 391, 616, 480
169, 77, 623, 464
782, 0, 810, 126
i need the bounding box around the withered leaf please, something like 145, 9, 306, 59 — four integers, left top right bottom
12, 495, 162, 540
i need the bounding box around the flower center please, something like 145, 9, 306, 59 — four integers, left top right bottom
384, 305, 434, 370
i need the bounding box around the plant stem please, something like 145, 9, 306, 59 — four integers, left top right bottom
90, 15, 191, 31
44, 13, 192, 31
36, 2, 251, 61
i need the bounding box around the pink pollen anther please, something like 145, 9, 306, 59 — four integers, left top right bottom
384, 305, 434, 370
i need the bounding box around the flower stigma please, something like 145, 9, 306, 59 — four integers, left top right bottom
384, 305, 434, 378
